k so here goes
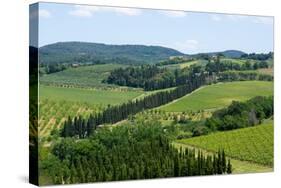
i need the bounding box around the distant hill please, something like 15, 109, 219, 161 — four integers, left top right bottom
39, 42, 184, 64
192, 50, 246, 58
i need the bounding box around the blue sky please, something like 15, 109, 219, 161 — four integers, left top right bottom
34, 2, 274, 54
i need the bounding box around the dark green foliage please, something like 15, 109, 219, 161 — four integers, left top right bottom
39, 42, 184, 65
106, 64, 207, 90
205, 59, 269, 75
206, 96, 273, 131
42, 122, 231, 184
218, 71, 273, 82
227, 159, 232, 174
192, 50, 246, 59
39, 63, 69, 75
241, 52, 273, 61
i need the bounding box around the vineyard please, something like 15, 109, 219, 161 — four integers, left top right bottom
40, 63, 129, 88
39, 99, 104, 137
177, 122, 273, 166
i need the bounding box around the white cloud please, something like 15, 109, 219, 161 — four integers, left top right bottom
210, 14, 222, 22
252, 17, 273, 25
69, 5, 141, 17
39, 9, 51, 18
160, 10, 187, 18
171, 40, 199, 53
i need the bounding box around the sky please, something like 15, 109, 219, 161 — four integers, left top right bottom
31, 2, 274, 54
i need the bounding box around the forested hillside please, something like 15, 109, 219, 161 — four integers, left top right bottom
39, 42, 184, 65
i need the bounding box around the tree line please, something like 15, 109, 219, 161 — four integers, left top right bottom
106, 64, 207, 91
206, 96, 273, 131
206, 60, 269, 75
61, 72, 207, 138
43, 122, 232, 184
218, 71, 273, 82
241, 52, 273, 61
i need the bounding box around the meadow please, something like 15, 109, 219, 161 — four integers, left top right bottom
161, 81, 273, 112
177, 121, 273, 166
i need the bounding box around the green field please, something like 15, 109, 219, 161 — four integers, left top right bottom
177, 122, 273, 166
40, 85, 143, 106
161, 81, 273, 112
40, 64, 129, 88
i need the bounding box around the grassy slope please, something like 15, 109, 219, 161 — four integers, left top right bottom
161, 81, 273, 112
177, 122, 273, 166
39, 64, 128, 88
39, 85, 143, 106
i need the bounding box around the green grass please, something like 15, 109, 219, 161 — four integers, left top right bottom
40, 64, 129, 88
39, 85, 143, 106
177, 122, 273, 166
161, 81, 273, 112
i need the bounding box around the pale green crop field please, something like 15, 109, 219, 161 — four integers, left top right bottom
39, 85, 143, 106
161, 81, 273, 112
40, 63, 129, 88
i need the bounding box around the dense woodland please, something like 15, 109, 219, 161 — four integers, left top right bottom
42, 122, 231, 184
206, 59, 269, 74
106, 56, 271, 90
39, 42, 184, 65
206, 96, 273, 131
106, 65, 209, 91
241, 52, 273, 61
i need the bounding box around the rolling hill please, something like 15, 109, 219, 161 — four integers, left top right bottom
39, 42, 184, 65
39, 42, 247, 65
192, 50, 246, 58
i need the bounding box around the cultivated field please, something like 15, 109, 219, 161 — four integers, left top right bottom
161, 81, 273, 112
40, 63, 129, 88
40, 85, 143, 105
177, 121, 273, 166
39, 85, 143, 137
